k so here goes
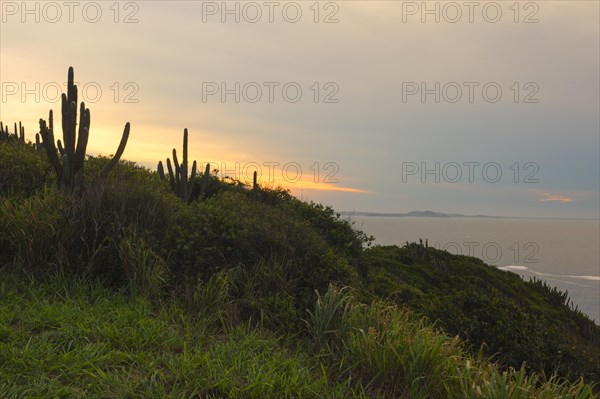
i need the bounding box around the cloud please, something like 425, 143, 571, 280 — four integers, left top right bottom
538, 193, 574, 203
285, 181, 369, 194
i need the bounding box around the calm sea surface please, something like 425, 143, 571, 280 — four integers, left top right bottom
350, 216, 600, 323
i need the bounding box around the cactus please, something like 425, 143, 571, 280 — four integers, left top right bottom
250, 170, 260, 199
35, 133, 44, 152
0, 121, 25, 143
0, 122, 9, 142
157, 128, 204, 203
198, 163, 211, 199
38, 67, 130, 194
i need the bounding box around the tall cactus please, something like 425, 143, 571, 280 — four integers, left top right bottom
0, 121, 25, 143
157, 128, 204, 203
38, 67, 130, 194
35, 133, 43, 152
251, 170, 260, 199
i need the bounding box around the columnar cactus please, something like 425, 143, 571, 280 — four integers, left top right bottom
0, 121, 25, 143
157, 128, 204, 203
198, 163, 211, 199
38, 67, 131, 194
0, 122, 10, 142
250, 170, 260, 199
35, 133, 43, 152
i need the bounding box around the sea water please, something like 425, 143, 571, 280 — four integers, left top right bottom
350, 216, 600, 323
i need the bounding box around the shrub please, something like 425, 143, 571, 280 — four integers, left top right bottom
230, 256, 301, 331
161, 191, 360, 300
0, 141, 50, 197
0, 190, 73, 270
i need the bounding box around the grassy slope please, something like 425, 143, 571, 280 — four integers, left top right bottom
0, 272, 596, 398
0, 273, 331, 398
361, 245, 600, 381
0, 140, 598, 397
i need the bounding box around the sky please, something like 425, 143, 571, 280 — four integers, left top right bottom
1, 0, 599, 218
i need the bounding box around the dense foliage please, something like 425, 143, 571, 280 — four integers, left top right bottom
1, 139, 598, 396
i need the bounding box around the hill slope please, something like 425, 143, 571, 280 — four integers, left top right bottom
0, 139, 598, 396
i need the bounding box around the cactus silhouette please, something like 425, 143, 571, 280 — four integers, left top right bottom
0, 121, 25, 143
38, 67, 130, 194
158, 128, 205, 203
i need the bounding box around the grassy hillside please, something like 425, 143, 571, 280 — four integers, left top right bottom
0, 137, 599, 397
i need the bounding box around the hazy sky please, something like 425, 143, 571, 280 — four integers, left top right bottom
1, 1, 598, 218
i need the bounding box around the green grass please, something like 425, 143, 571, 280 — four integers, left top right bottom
0, 271, 336, 398
0, 271, 595, 398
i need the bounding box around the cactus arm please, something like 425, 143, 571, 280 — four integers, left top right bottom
166, 158, 176, 191
172, 149, 180, 185
190, 160, 197, 180
19, 122, 24, 142
97, 122, 130, 183
188, 160, 198, 202
199, 163, 210, 199
61, 95, 70, 157
74, 125, 89, 173
181, 128, 189, 201
39, 117, 63, 183
157, 161, 166, 180
67, 67, 76, 101
74, 105, 90, 172
57, 140, 66, 156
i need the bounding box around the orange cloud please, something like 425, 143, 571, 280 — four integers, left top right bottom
252, 172, 369, 194
539, 193, 573, 203
282, 180, 369, 194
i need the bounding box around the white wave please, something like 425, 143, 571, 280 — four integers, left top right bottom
496, 266, 599, 287
497, 265, 599, 282
498, 265, 529, 271
532, 271, 600, 282
531, 275, 595, 289
570, 275, 600, 281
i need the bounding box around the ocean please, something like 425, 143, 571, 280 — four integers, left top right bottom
349, 216, 600, 323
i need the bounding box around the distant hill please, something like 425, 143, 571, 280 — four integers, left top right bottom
339, 211, 597, 220
339, 210, 496, 218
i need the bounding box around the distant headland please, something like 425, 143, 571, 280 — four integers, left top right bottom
339, 210, 599, 221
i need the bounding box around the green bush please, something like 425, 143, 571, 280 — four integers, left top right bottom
0, 141, 50, 196
0, 190, 72, 270
230, 256, 301, 331
361, 244, 600, 383
160, 191, 360, 306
